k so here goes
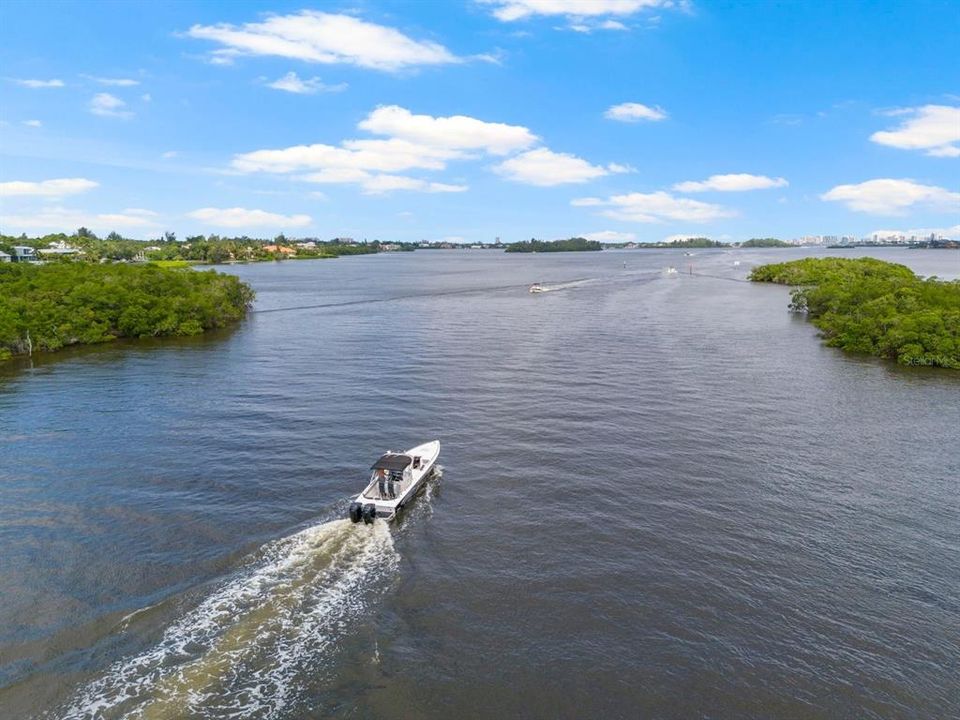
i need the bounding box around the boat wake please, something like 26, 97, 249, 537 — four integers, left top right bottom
531, 278, 595, 293
58, 519, 399, 720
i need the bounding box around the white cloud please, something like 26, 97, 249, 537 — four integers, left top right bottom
0, 206, 158, 233
267, 71, 347, 94
233, 106, 543, 194
493, 148, 619, 185
185, 11, 459, 71
22, 119, 42, 127
483, 0, 666, 22
187, 207, 312, 228
604, 102, 667, 122
673, 173, 788, 192
0, 178, 99, 197
234, 138, 456, 175
582, 230, 637, 242
870, 105, 960, 158
8, 78, 64, 88
141, 93, 152, 102
89, 93, 133, 118
572, 191, 736, 223
299, 168, 468, 194
81, 74, 140, 87
360, 175, 468, 194
161, 151, 179, 159
359, 105, 538, 155
821, 178, 960, 215
870, 225, 960, 239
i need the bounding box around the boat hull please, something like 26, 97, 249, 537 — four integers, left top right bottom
351, 440, 440, 522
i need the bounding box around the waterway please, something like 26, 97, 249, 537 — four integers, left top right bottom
1, 247, 957, 718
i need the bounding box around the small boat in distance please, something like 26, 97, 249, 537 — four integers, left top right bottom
666, 266, 678, 274
349, 440, 440, 523
529, 282, 544, 293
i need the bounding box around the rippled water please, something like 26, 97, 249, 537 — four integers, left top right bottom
1, 248, 958, 719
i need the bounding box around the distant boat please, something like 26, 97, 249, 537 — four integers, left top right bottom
733, 260, 741, 266
529, 282, 544, 293
349, 440, 441, 523
684, 252, 694, 257
666, 266, 678, 274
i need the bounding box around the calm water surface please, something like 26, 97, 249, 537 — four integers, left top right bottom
1, 248, 958, 719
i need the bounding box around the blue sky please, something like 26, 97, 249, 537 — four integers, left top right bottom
1, 0, 958, 243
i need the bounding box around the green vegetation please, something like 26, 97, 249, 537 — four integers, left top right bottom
750, 257, 960, 369
505, 237, 602, 253
631, 237, 727, 248
741, 238, 791, 247
0, 231, 397, 265
0, 263, 254, 361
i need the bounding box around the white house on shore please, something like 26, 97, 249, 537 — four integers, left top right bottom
0, 250, 10, 262
11, 246, 38, 262
39, 240, 80, 257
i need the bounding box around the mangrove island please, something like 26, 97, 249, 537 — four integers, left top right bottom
750, 257, 960, 369
505, 237, 602, 253
0, 262, 254, 361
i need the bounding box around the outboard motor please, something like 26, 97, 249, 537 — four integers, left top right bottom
348, 502, 362, 523
362, 503, 377, 524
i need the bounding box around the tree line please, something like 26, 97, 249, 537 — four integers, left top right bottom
505, 237, 602, 253
0, 230, 398, 264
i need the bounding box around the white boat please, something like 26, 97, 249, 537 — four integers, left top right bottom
666, 266, 678, 274
529, 282, 544, 293
349, 440, 440, 523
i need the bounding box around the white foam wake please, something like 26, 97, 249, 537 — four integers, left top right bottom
59, 519, 398, 720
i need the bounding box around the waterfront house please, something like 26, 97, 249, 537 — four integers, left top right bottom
11, 246, 38, 262
0, 250, 10, 262
39, 241, 80, 258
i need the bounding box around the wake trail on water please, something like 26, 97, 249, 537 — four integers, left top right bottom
57, 518, 399, 720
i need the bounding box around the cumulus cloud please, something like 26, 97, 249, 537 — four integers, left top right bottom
81, 74, 140, 87
483, 0, 667, 22
0, 178, 99, 197
185, 11, 459, 71
187, 207, 312, 228
89, 93, 132, 118
582, 230, 637, 242
820, 178, 960, 215
493, 148, 624, 186
233, 106, 547, 193
267, 71, 347, 94
0, 207, 158, 233
232, 105, 617, 194
358, 105, 538, 155
22, 119, 42, 127
870, 105, 960, 158
8, 78, 64, 88
673, 173, 788, 192
604, 102, 667, 122
234, 138, 456, 175
572, 191, 736, 223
